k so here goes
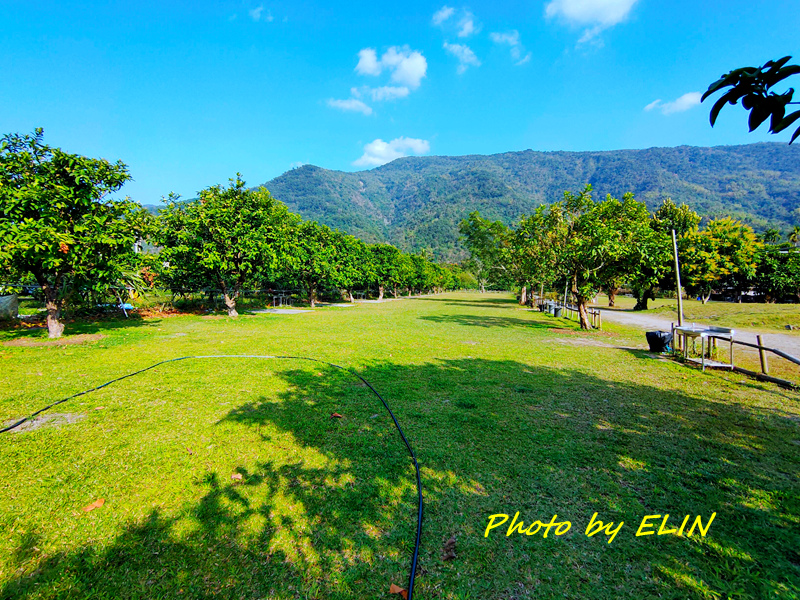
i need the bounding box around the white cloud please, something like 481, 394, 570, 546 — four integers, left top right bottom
490, 30, 531, 66
330, 47, 425, 118
368, 86, 411, 101
444, 42, 481, 74
432, 6, 455, 25
433, 7, 480, 38
644, 92, 702, 115
249, 5, 273, 22
356, 48, 382, 76
354, 137, 431, 167
545, 0, 638, 42
457, 12, 479, 37
380, 46, 428, 88
356, 46, 427, 89
643, 99, 662, 112
490, 31, 519, 45
327, 98, 373, 115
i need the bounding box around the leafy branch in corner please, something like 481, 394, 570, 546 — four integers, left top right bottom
702, 56, 800, 143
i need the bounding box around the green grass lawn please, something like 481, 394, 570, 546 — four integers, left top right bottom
1, 293, 799, 599
593, 294, 800, 333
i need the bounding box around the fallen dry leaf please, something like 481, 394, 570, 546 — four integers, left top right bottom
82, 498, 105, 512
94, 406, 106, 411
231, 473, 243, 481
330, 413, 344, 419
389, 583, 408, 599
442, 534, 457, 560
186, 447, 194, 455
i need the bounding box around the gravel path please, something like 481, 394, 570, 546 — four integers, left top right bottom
598, 308, 800, 357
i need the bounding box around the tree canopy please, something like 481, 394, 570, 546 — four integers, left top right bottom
0, 129, 146, 337
157, 176, 299, 316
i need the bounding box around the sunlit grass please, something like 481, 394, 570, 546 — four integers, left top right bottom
1, 292, 798, 599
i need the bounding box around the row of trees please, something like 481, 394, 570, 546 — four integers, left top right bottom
156, 176, 462, 315
0, 130, 463, 338
461, 188, 800, 329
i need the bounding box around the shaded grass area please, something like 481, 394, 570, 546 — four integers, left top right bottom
1, 293, 799, 599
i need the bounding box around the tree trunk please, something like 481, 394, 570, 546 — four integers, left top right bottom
393, 286, 399, 298
308, 286, 317, 308
378, 285, 384, 301
702, 292, 711, 305
223, 293, 238, 317
480, 281, 486, 293
519, 286, 527, 306
633, 287, 654, 311
42, 284, 65, 339
607, 287, 618, 307
571, 275, 591, 330
348, 290, 355, 303
35, 276, 65, 339
577, 298, 591, 330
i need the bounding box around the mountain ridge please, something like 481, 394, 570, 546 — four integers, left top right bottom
261, 142, 800, 261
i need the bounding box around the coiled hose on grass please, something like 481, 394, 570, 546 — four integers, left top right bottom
0, 354, 424, 599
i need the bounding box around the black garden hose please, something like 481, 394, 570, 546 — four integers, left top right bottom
1, 354, 424, 599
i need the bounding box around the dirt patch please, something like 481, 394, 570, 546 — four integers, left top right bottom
3, 333, 105, 347
548, 328, 615, 338
4, 412, 85, 433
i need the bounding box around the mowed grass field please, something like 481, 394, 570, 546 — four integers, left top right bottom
1, 293, 799, 600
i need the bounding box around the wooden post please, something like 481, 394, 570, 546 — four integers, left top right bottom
757, 335, 769, 374
672, 229, 684, 327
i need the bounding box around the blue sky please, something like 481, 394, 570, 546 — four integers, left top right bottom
2, 1, 799, 204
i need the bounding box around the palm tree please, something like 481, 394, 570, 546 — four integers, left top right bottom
789, 225, 800, 247
762, 228, 781, 244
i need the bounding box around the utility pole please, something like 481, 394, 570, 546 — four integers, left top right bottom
672, 229, 684, 327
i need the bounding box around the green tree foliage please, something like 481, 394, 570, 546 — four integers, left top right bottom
157, 176, 298, 316
624, 198, 702, 311
0, 129, 146, 338
283, 221, 339, 308
790, 226, 800, 246
760, 228, 782, 244
552, 187, 666, 327
332, 232, 373, 302
512, 206, 563, 304
652, 198, 702, 237
753, 245, 800, 302
368, 243, 405, 299
682, 218, 762, 304
459, 212, 515, 292
703, 56, 800, 143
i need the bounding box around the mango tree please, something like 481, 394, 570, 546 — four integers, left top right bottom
0, 129, 146, 338
553, 186, 658, 329
333, 232, 373, 302
157, 177, 298, 316
369, 243, 403, 300
283, 221, 338, 308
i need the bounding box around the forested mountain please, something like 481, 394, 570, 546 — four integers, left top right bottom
264, 143, 800, 261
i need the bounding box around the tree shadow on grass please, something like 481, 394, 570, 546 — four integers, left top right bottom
2, 359, 799, 599
419, 313, 556, 330
422, 296, 520, 308
0, 314, 163, 343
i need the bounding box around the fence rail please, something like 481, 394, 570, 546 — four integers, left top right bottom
675, 327, 799, 388
532, 296, 602, 329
